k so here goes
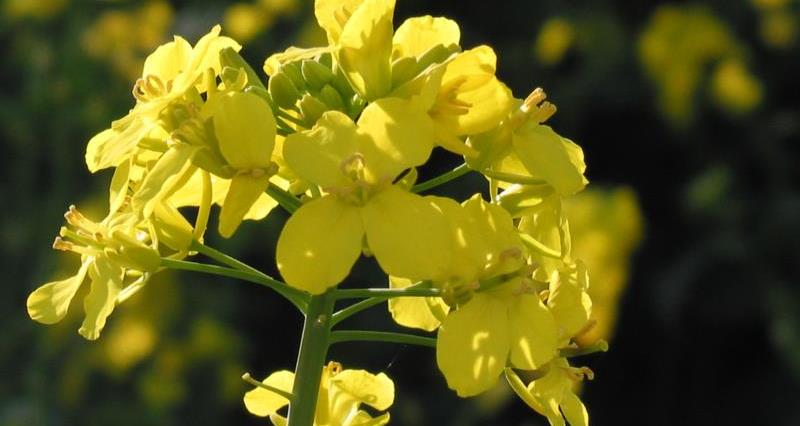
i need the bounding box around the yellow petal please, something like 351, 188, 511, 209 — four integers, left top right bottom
436, 293, 509, 397
436, 77, 513, 136
276, 196, 364, 294
362, 186, 450, 281
27, 260, 91, 324
393, 16, 460, 59
508, 294, 558, 370
357, 97, 436, 178
561, 391, 589, 426
315, 0, 366, 45
461, 195, 523, 267
388, 276, 447, 331
548, 264, 592, 339
152, 202, 194, 252
86, 117, 155, 172
218, 173, 271, 238
337, 0, 395, 100
108, 158, 131, 214
243, 370, 294, 417
142, 36, 192, 82
512, 124, 587, 195
131, 145, 197, 217
283, 111, 367, 189
329, 369, 394, 416
442, 46, 497, 92
78, 258, 123, 340
214, 92, 276, 170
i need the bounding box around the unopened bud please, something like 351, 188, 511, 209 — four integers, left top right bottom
268, 72, 301, 109
301, 59, 334, 91
319, 84, 345, 111
282, 62, 306, 92
298, 94, 329, 126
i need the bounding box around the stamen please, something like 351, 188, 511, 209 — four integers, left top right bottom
340, 153, 366, 182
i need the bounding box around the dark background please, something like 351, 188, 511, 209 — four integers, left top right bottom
2, 0, 799, 425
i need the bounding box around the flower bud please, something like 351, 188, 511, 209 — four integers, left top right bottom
268, 72, 301, 109
301, 59, 334, 91
298, 94, 329, 127
319, 84, 345, 111
282, 62, 307, 92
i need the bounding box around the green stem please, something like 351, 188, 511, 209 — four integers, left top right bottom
412, 163, 471, 193
329, 330, 437, 348
334, 287, 440, 300
287, 291, 336, 426
330, 281, 432, 325
266, 182, 302, 213
190, 242, 309, 308
242, 373, 295, 401
160, 258, 307, 311
330, 297, 389, 326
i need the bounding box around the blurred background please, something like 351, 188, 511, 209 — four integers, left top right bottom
2, 0, 799, 425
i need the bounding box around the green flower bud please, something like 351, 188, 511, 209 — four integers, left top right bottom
298, 94, 329, 127
391, 56, 418, 88
268, 72, 301, 109
319, 84, 345, 111
331, 66, 355, 98
301, 59, 334, 91
282, 62, 307, 92
346, 94, 367, 119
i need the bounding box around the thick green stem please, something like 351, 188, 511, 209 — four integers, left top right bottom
412, 163, 471, 193
329, 330, 437, 348
287, 291, 336, 426
160, 258, 308, 311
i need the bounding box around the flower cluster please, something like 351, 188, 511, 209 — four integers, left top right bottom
28, 1, 604, 425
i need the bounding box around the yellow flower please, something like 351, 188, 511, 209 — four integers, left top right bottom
277, 111, 450, 294
387, 195, 558, 396
244, 361, 394, 425
27, 206, 160, 340
506, 358, 593, 426
86, 25, 241, 173
468, 89, 588, 196
211, 91, 278, 237
315, 0, 395, 101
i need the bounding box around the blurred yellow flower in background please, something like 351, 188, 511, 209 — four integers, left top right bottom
535, 18, 575, 66
224, 0, 299, 43
4, 0, 66, 20
638, 5, 763, 126
82, 1, 174, 82
563, 187, 643, 346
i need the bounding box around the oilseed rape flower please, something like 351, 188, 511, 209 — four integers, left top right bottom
244, 362, 394, 426
506, 358, 594, 426
276, 111, 450, 294
28, 2, 610, 424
